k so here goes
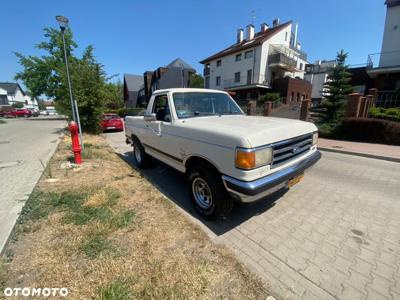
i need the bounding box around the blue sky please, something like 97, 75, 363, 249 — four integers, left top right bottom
0, 0, 386, 84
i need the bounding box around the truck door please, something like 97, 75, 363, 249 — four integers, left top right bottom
144, 94, 178, 162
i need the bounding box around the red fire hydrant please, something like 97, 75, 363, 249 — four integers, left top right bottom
69, 121, 82, 164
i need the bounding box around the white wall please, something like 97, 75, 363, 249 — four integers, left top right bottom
204, 22, 308, 89
380, 4, 400, 67
206, 44, 262, 90
7, 88, 25, 105
24, 95, 39, 109
304, 73, 327, 99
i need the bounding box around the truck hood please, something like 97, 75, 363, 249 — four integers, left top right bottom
177, 115, 317, 148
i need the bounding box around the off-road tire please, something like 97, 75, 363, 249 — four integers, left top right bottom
187, 164, 233, 220
132, 137, 151, 168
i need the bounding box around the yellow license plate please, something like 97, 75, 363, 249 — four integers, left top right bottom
288, 173, 304, 188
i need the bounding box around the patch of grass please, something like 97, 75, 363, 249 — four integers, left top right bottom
39, 159, 52, 178
0, 259, 7, 291
65, 206, 113, 225
82, 147, 106, 159
84, 142, 102, 149
114, 175, 125, 181
97, 278, 133, 300
79, 231, 115, 258
18, 191, 51, 224
109, 210, 136, 229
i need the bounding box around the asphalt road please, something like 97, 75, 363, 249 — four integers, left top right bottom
105, 130, 400, 300
0, 118, 66, 254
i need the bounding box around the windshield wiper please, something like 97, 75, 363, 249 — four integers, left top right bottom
219, 111, 243, 115
194, 111, 216, 116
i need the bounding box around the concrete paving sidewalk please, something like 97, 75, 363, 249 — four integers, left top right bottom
318, 138, 400, 162
0, 118, 66, 254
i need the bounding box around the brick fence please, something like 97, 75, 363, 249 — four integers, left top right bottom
346, 88, 378, 118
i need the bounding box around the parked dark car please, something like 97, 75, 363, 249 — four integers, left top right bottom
28, 108, 39, 117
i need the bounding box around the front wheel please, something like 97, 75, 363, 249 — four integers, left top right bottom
187, 165, 232, 220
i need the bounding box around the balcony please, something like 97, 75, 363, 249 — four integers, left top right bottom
367, 51, 400, 76
223, 74, 270, 90
289, 45, 308, 61
268, 52, 298, 72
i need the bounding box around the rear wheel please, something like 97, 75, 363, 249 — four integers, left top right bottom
187, 164, 232, 220
132, 137, 151, 168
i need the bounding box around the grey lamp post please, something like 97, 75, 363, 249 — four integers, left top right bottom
56, 15, 84, 149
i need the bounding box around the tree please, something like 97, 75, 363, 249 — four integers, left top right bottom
103, 81, 124, 110
15, 27, 110, 133
318, 50, 353, 124
12, 102, 24, 109
260, 92, 280, 103
189, 74, 204, 88
37, 100, 46, 110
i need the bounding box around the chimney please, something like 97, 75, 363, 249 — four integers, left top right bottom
237, 28, 244, 43
272, 18, 280, 27
293, 23, 298, 48
260, 23, 269, 32
246, 24, 255, 40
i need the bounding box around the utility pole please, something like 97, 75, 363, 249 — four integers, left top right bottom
56, 15, 84, 149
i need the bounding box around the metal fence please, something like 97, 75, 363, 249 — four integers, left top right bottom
375, 91, 400, 108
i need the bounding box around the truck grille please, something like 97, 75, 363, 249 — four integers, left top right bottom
271, 134, 313, 168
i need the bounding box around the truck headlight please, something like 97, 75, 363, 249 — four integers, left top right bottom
235, 147, 272, 170
312, 132, 318, 146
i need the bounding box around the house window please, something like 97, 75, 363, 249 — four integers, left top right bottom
235, 54, 242, 61
285, 32, 288, 41
205, 76, 210, 88
216, 60, 222, 67
234, 72, 241, 83
299, 63, 303, 70
216, 76, 221, 86
245, 50, 253, 59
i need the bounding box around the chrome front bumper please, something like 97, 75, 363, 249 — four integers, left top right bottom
222, 150, 321, 203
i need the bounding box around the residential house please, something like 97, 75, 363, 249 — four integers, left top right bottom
0, 88, 8, 105
123, 74, 144, 108
304, 60, 337, 105
124, 58, 196, 107
0, 82, 25, 106
143, 58, 196, 102
199, 19, 311, 104
0, 82, 38, 108
366, 0, 400, 93
24, 92, 39, 109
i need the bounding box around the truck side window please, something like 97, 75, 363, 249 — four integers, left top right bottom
152, 95, 171, 122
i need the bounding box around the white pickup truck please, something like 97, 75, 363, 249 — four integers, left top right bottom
125, 88, 321, 219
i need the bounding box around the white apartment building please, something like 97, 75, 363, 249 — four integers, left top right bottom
304, 60, 337, 104
200, 19, 311, 103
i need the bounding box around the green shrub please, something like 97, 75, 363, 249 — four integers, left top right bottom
106, 108, 145, 118
369, 107, 400, 121
12, 102, 24, 109
97, 278, 132, 300
259, 93, 280, 103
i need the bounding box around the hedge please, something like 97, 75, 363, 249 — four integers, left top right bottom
369, 107, 400, 122
106, 108, 145, 117
340, 118, 400, 145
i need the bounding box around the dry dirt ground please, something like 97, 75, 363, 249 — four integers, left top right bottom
0, 134, 269, 299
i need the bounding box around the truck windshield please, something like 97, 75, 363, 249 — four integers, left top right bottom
172, 92, 244, 119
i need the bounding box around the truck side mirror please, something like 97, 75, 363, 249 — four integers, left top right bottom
144, 113, 156, 122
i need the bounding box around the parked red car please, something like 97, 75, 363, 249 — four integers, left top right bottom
100, 114, 123, 131
0, 109, 31, 118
